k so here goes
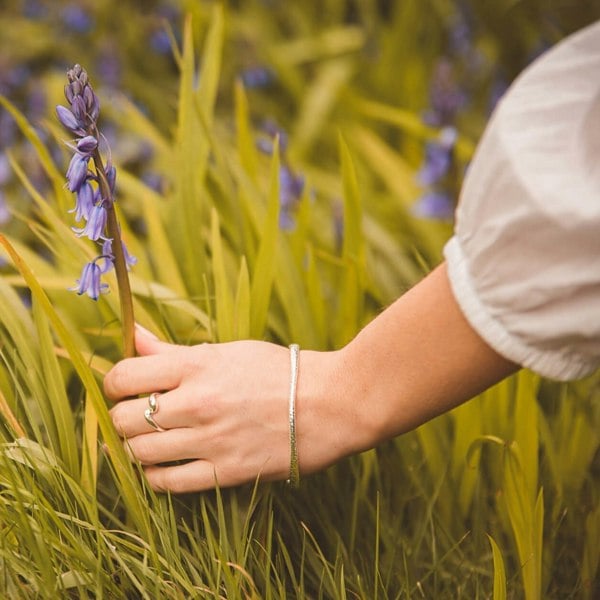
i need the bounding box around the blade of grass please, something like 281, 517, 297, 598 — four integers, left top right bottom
487, 534, 507, 600
211, 208, 235, 342
249, 137, 280, 338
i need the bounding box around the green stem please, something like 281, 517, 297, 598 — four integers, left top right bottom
92, 150, 135, 359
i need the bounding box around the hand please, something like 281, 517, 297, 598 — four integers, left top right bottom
103, 327, 362, 493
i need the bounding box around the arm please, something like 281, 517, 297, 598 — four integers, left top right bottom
104, 262, 518, 493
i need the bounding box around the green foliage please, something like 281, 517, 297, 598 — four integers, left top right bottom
0, 1, 598, 598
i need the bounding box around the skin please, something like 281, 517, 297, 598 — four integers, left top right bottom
104, 262, 519, 493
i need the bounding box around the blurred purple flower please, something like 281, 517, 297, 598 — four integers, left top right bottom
96, 48, 121, 88
150, 30, 172, 55
413, 190, 455, 221
241, 66, 274, 89
279, 166, 304, 230
425, 58, 468, 127
61, 5, 93, 33
22, 0, 47, 19
417, 127, 457, 186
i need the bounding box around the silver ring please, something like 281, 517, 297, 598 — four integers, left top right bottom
144, 392, 166, 432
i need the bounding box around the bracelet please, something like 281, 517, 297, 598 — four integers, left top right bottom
286, 343, 300, 487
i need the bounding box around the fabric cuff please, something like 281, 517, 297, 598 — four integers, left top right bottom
443, 236, 597, 381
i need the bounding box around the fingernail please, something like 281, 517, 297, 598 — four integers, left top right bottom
135, 323, 159, 340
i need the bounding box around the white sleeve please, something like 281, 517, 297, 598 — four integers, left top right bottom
443, 20, 600, 381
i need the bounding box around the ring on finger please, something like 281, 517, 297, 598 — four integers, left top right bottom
144, 392, 166, 432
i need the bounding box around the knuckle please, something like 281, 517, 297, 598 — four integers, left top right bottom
151, 468, 186, 494
104, 362, 129, 398
109, 405, 126, 436
127, 436, 155, 465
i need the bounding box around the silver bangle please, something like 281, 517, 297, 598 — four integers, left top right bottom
287, 343, 300, 487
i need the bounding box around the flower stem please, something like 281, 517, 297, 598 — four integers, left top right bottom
92, 150, 135, 358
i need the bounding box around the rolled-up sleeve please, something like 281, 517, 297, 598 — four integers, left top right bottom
444, 21, 600, 381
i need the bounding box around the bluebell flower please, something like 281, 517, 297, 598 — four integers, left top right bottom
61, 4, 93, 34
413, 190, 455, 221
150, 30, 172, 55
69, 181, 96, 222
241, 66, 274, 89
72, 204, 108, 241
76, 135, 98, 154
66, 154, 90, 192
22, 0, 47, 19
57, 64, 135, 299
56, 105, 84, 135
71, 261, 108, 300
425, 58, 468, 127
100, 238, 137, 273
417, 127, 457, 186
105, 163, 117, 194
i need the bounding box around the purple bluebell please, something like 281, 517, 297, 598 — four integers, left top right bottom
72, 204, 108, 241
57, 64, 133, 298
66, 154, 90, 192
71, 261, 108, 300
150, 30, 172, 55
105, 164, 116, 194
23, 0, 47, 19
413, 190, 455, 221
417, 127, 457, 186
56, 105, 83, 134
76, 135, 98, 154
241, 66, 274, 89
70, 181, 95, 222
100, 238, 137, 272
61, 4, 93, 34
425, 58, 468, 127
278, 167, 304, 230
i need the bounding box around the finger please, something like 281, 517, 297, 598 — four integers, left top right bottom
103, 352, 185, 400
123, 429, 205, 465
134, 324, 180, 357
144, 460, 255, 493
110, 390, 191, 437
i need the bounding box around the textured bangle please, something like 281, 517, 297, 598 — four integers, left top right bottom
286, 343, 300, 487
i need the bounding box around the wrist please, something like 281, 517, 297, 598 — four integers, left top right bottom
295, 346, 381, 473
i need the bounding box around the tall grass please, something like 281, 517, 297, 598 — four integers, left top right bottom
0, 2, 598, 597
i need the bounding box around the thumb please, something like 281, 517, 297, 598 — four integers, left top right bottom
134, 324, 178, 356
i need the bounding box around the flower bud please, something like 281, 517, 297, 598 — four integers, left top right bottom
56, 105, 80, 132
71, 95, 87, 123
77, 135, 98, 154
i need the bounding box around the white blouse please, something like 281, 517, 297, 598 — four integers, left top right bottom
444, 20, 600, 381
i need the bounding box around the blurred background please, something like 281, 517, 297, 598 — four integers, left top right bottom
1, 0, 599, 244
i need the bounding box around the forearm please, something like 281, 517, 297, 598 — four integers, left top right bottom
298, 262, 519, 462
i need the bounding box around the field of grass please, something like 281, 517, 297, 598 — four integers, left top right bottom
0, 1, 598, 597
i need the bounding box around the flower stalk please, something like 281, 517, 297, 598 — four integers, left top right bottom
92, 148, 135, 359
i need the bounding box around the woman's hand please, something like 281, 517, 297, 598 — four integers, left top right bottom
103, 327, 363, 493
